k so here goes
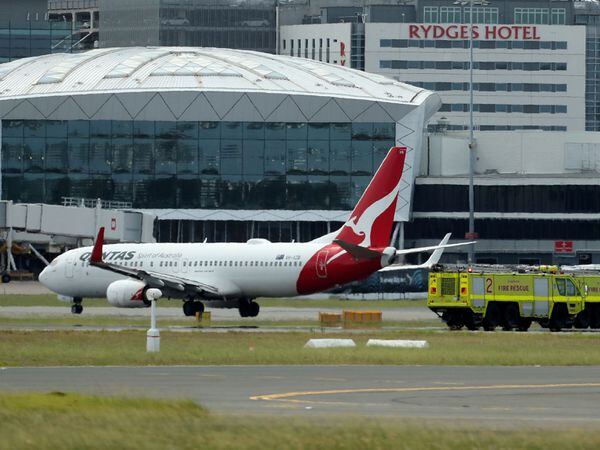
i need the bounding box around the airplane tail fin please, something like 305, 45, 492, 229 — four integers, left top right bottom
335, 146, 407, 248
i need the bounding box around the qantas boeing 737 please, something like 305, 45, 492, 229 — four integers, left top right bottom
39, 146, 472, 317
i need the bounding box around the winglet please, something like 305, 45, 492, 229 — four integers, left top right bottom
422, 233, 451, 268
91, 227, 105, 264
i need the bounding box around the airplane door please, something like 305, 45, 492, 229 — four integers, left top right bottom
65, 256, 74, 278
182, 259, 188, 274
316, 250, 328, 279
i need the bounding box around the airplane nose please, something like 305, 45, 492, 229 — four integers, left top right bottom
38, 266, 50, 286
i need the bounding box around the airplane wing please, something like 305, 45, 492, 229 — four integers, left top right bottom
89, 228, 236, 298
379, 233, 475, 272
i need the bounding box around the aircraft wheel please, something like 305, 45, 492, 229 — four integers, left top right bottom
239, 299, 255, 318
248, 301, 260, 317
183, 300, 196, 317
71, 304, 83, 314
194, 301, 205, 315
1, 273, 11, 283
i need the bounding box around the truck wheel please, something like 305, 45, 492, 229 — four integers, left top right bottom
516, 318, 532, 332
464, 311, 479, 331
502, 303, 520, 331
443, 311, 464, 330
549, 304, 568, 332
590, 305, 600, 329
574, 308, 591, 329
482, 303, 500, 331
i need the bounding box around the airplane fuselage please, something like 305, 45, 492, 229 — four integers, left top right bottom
41, 240, 387, 300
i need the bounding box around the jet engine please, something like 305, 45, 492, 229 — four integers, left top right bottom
106, 279, 150, 308
380, 247, 397, 268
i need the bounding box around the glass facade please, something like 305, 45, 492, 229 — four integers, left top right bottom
407, 81, 567, 93
514, 7, 566, 25
438, 103, 567, 114
0, 21, 73, 63
380, 39, 568, 50
581, 15, 600, 131
158, 0, 276, 54
0, 120, 395, 209
421, 6, 498, 24
380, 60, 567, 71
414, 184, 600, 214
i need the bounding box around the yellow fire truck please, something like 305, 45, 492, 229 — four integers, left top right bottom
568, 274, 600, 329
427, 266, 586, 331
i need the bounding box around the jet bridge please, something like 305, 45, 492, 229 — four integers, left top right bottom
0, 199, 155, 279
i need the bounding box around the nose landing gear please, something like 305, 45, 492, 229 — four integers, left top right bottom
70, 297, 83, 314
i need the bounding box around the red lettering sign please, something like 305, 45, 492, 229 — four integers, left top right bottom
554, 241, 574, 253
408, 24, 540, 41
409, 24, 419, 38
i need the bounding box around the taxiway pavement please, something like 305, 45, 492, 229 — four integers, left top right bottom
1, 365, 599, 424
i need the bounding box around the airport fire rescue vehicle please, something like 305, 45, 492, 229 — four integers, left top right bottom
427, 265, 588, 332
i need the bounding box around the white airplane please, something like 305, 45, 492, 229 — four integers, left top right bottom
39, 146, 473, 317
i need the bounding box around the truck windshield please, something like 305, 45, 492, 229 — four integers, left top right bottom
566, 279, 578, 296
555, 278, 579, 296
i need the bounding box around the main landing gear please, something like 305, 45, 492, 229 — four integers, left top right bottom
183, 299, 205, 317
239, 299, 260, 318
71, 297, 83, 314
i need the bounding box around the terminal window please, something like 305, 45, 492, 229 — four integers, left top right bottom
1, 120, 395, 210
514, 7, 565, 25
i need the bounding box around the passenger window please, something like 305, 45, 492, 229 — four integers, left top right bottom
555, 278, 566, 296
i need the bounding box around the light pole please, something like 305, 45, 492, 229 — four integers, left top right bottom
453, 0, 489, 263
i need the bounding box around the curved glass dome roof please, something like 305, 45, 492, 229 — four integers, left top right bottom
0, 47, 429, 104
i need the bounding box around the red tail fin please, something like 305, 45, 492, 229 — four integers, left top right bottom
91, 227, 105, 264
336, 146, 406, 248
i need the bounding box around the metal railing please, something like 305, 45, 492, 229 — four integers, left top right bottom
61, 197, 132, 209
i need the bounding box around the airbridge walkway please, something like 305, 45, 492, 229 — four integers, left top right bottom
0, 199, 155, 275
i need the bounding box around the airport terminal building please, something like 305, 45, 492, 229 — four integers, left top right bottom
0, 47, 440, 243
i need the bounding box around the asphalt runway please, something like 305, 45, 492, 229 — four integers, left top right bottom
2, 365, 600, 424
0, 305, 436, 322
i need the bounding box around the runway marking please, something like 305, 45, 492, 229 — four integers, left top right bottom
312, 377, 348, 382
250, 382, 600, 403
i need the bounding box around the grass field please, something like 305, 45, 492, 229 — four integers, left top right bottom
2, 329, 600, 367
1, 392, 599, 450
0, 294, 427, 309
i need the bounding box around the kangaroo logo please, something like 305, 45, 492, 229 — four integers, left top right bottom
340, 182, 402, 248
